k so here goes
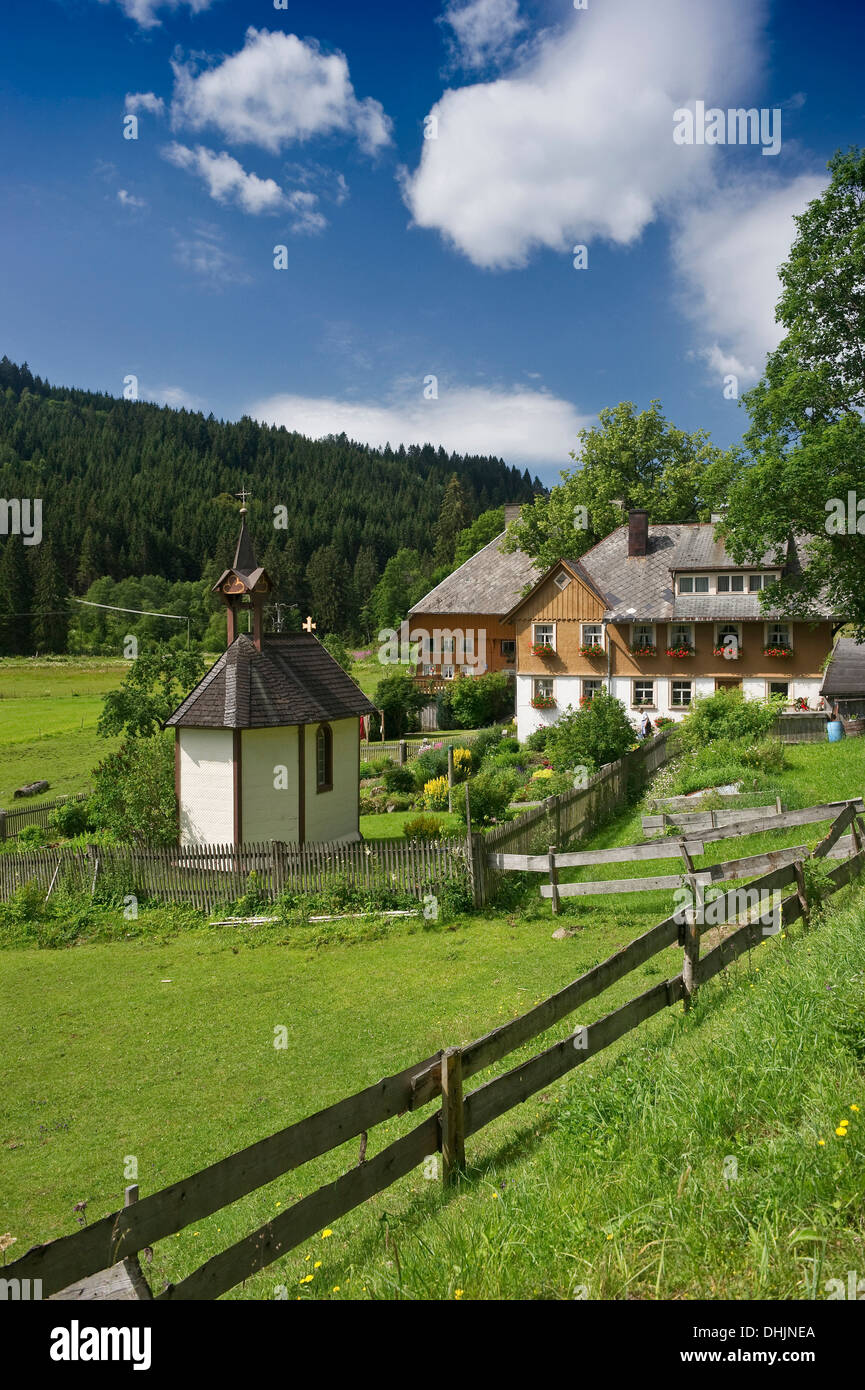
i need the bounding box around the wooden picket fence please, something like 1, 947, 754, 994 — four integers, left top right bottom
361, 731, 481, 764
0, 836, 470, 910
0, 792, 89, 842
8, 800, 863, 1302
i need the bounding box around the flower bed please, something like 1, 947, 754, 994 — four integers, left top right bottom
579, 644, 604, 658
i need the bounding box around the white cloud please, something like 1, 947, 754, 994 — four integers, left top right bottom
125, 92, 166, 117
164, 143, 286, 215
672, 173, 824, 385
100, 0, 214, 29
249, 381, 591, 468
440, 0, 527, 71
143, 384, 203, 410
163, 143, 328, 229
117, 188, 148, 209
172, 225, 251, 288
170, 27, 391, 156
403, 0, 767, 269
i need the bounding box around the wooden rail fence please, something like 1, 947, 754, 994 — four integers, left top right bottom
491, 799, 864, 911
6, 802, 863, 1301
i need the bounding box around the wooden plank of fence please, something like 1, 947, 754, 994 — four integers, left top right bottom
5, 1048, 444, 1298
650, 793, 777, 812
812, 801, 858, 859
464, 976, 684, 1138
158, 1112, 440, 1301
541, 871, 690, 897
644, 799, 865, 841
490, 838, 706, 872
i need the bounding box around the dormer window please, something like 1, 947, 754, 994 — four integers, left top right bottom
717, 574, 745, 593
677, 576, 709, 594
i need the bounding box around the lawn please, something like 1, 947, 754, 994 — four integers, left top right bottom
1, 731, 864, 1299
0, 658, 126, 805
360, 810, 463, 839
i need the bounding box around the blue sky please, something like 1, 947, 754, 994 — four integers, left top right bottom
2, 0, 863, 483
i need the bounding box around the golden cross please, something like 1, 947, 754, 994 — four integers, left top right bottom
302, 615, 317, 633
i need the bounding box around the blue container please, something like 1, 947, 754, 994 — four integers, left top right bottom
827, 720, 844, 742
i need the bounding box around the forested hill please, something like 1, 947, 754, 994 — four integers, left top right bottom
0, 357, 539, 594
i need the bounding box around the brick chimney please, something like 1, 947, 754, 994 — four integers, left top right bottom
503, 503, 523, 527
628, 509, 649, 557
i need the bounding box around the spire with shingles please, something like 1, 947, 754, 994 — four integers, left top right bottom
233, 503, 257, 577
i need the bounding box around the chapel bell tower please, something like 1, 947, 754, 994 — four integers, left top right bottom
212, 494, 272, 650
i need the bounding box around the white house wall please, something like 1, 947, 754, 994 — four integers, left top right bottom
178, 728, 234, 845
241, 726, 300, 843
517, 673, 825, 741
303, 717, 361, 843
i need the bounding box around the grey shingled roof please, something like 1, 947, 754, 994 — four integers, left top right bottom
166, 634, 375, 729
569, 524, 836, 623
409, 531, 542, 618
820, 637, 865, 697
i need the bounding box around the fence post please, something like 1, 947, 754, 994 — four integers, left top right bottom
0, 810, 5, 843
440, 1046, 465, 1184
554, 794, 561, 846
398, 739, 407, 767
793, 859, 810, 927
447, 746, 454, 813
681, 846, 705, 1012
547, 845, 560, 916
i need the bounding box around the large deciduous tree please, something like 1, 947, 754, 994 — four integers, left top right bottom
503, 401, 734, 570
720, 148, 865, 635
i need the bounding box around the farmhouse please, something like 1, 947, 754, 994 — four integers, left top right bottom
506, 510, 839, 741
820, 636, 865, 731
165, 507, 375, 845
408, 504, 541, 717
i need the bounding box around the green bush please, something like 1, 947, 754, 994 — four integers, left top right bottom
89, 734, 178, 845
382, 763, 415, 793
447, 670, 514, 729
546, 691, 636, 775
675, 689, 786, 752
469, 725, 510, 765
525, 728, 549, 752
50, 797, 93, 838
16, 825, 49, 849
412, 748, 449, 788
359, 761, 377, 779
740, 740, 789, 773
455, 767, 518, 825
403, 814, 444, 842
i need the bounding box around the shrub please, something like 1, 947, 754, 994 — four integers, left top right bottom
413, 748, 449, 788
545, 691, 636, 775
423, 776, 450, 810
359, 761, 377, 779
497, 737, 520, 754
403, 814, 444, 842
455, 767, 518, 825
525, 728, 549, 752
675, 689, 785, 752
470, 725, 510, 764
381, 793, 416, 812
89, 734, 178, 845
447, 670, 514, 729
369, 756, 393, 775
17, 825, 49, 849
50, 797, 93, 838
486, 751, 526, 772
382, 763, 415, 793
452, 748, 473, 781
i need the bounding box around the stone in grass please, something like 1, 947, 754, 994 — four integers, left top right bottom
552, 926, 576, 939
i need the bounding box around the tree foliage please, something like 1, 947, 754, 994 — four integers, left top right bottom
545, 690, 636, 774
503, 401, 734, 569
720, 148, 865, 635
97, 645, 205, 738
90, 734, 178, 844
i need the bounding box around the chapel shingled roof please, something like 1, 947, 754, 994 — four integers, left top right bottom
165, 634, 376, 729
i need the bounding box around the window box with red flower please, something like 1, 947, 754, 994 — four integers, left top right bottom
712, 646, 741, 659
530, 642, 555, 657
763, 645, 792, 658
530, 696, 557, 709
630, 644, 657, 657
665, 645, 694, 658
579, 643, 605, 658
